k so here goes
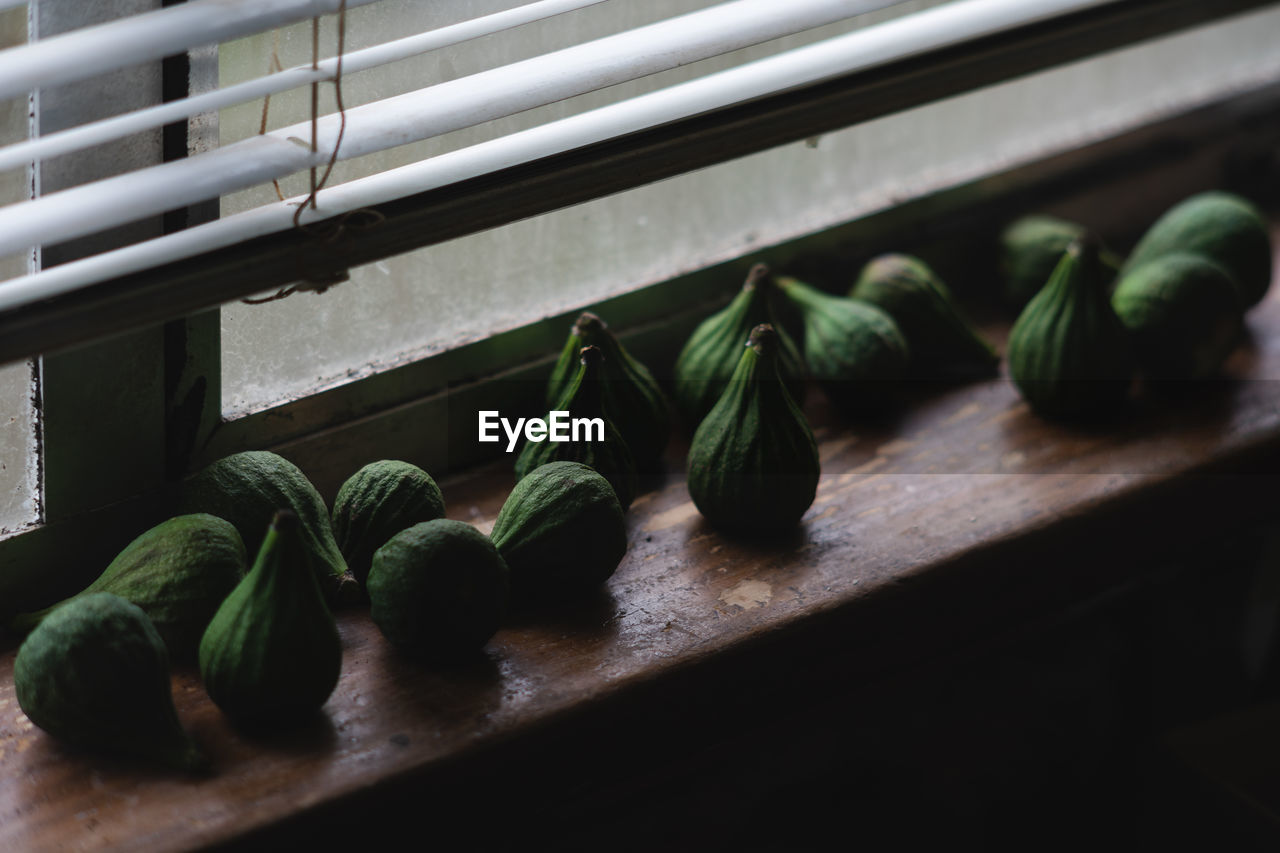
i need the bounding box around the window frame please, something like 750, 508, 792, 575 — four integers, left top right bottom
0, 0, 219, 610
33, 0, 170, 526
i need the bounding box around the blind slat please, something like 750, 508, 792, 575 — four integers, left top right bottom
0, 0, 613, 173
0, 0, 381, 102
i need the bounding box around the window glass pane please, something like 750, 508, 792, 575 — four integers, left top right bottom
0, 359, 38, 533
0, 7, 40, 533
220, 3, 1280, 414
218, 0, 946, 413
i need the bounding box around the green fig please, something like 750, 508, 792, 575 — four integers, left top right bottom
198, 510, 342, 727
1006, 235, 1134, 419
331, 460, 446, 588
999, 215, 1126, 309
368, 518, 509, 659
1111, 252, 1244, 380
516, 345, 638, 510
490, 461, 627, 599
1122, 191, 1272, 308
15, 592, 206, 772
850, 253, 998, 376
546, 312, 671, 466
686, 324, 820, 536
775, 275, 910, 412
181, 450, 358, 606
673, 262, 806, 426
8, 513, 245, 661
999, 215, 1089, 309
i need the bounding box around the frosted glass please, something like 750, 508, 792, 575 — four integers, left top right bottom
0, 7, 40, 533
221, 3, 1280, 414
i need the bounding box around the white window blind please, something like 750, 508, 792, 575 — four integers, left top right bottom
0, 0, 1275, 364
0, 0, 920, 262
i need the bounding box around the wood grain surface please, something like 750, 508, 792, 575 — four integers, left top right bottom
3, 240, 1280, 851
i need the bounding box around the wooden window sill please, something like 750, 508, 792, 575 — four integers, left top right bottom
3, 228, 1280, 850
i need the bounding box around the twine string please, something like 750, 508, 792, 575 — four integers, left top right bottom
243, 1, 369, 306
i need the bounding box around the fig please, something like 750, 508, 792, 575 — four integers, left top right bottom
999, 214, 1088, 309
546, 312, 670, 467
15, 592, 206, 771
181, 450, 358, 606
490, 461, 627, 600
1122, 191, 1272, 308
516, 345, 638, 510
1006, 235, 1134, 419
673, 263, 805, 426
8, 513, 245, 661
686, 324, 819, 536
776, 275, 910, 412
368, 518, 509, 659
198, 510, 342, 727
331, 460, 446, 588
850, 253, 997, 376
1111, 253, 1244, 380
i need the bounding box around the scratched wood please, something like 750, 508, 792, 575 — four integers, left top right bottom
3, 243, 1280, 850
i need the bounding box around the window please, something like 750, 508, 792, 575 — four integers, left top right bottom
220, 0, 1280, 415
0, 0, 1278, 574
216, 0, 961, 413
